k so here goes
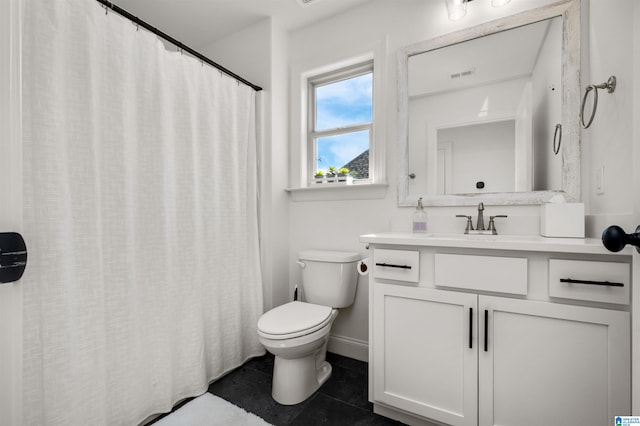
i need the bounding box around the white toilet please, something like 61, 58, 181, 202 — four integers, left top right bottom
257, 249, 360, 405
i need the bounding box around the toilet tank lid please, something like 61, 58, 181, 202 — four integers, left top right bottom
299, 250, 360, 263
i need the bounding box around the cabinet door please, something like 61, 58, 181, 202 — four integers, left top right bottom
479, 296, 630, 426
373, 284, 477, 426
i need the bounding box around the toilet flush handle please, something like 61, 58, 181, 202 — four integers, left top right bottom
296, 261, 306, 269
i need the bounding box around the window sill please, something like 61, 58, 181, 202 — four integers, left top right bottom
285, 183, 388, 202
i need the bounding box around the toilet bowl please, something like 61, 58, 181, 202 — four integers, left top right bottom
256, 249, 360, 405
257, 301, 338, 405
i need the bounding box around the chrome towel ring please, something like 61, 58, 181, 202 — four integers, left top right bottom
580, 76, 616, 129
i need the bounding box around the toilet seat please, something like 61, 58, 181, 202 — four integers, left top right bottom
257, 301, 333, 340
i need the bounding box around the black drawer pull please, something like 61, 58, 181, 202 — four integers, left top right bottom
484, 309, 488, 352
469, 308, 473, 349
560, 278, 624, 287
375, 262, 412, 270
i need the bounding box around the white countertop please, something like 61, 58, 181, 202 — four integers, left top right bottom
360, 232, 632, 256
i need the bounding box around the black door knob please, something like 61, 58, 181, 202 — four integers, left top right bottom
602, 225, 640, 253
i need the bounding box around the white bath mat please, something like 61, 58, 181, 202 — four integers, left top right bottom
154, 393, 272, 426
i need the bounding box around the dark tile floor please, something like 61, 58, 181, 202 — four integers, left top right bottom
207, 352, 404, 426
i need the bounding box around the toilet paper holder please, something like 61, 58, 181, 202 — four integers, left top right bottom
357, 258, 369, 276
0, 232, 28, 283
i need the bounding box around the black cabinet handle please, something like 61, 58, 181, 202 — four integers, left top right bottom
469, 308, 473, 349
374, 262, 412, 270
484, 310, 488, 352
560, 278, 624, 287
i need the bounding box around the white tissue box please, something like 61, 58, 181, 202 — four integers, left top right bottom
540, 202, 585, 238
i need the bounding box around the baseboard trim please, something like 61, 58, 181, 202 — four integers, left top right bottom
327, 334, 368, 362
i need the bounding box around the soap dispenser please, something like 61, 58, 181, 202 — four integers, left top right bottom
412, 197, 427, 233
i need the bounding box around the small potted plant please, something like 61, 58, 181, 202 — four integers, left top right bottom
337, 167, 353, 184
326, 166, 337, 183
313, 170, 325, 184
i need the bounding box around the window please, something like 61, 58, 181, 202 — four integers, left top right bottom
308, 61, 373, 183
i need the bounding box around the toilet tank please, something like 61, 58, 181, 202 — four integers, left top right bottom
298, 250, 360, 308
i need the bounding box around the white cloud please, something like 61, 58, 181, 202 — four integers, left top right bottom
315, 73, 372, 130
316, 73, 372, 104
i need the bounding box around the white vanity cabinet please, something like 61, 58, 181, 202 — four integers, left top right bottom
479, 296, 629, 426
363, 233, 631, 426
373, 284, 478, 426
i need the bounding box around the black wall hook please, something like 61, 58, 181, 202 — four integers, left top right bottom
0, 232, 27, 283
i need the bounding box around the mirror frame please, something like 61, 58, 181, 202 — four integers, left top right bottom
397, 0, 581, 206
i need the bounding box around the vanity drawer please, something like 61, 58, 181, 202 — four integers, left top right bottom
549, 259, 630, 304
373, 249, 420, 282
434, 253, 527, 295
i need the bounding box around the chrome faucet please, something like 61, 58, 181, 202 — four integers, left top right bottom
455, 215, 474, 233
455, 202, 508, 235
487, 215, 508, 235
476, 202, 485, 231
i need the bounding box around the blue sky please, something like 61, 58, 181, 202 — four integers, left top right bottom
315, 73, 372, 171
316, 130, 369, 171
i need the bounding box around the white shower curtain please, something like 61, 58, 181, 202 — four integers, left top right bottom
21, 1, 264, 424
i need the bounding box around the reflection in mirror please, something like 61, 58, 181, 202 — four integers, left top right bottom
436, 120, 517, 194
410, 18, 561, 196
397, 0, 581, 206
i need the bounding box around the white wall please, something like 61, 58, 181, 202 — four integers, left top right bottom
285, 0, 638, 359
583, 0, 636, 235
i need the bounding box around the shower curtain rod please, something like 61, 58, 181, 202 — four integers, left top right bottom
95, 0, 263, 92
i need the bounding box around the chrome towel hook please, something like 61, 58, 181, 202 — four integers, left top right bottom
580, 76, 616, 129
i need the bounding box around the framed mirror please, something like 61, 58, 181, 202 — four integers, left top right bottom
397, 0, 580, 206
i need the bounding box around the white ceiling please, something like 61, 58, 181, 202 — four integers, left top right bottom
111, 0, 373, 48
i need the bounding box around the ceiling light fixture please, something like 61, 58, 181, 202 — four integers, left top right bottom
445, 0, 471, 21
445, 0, 512, 21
